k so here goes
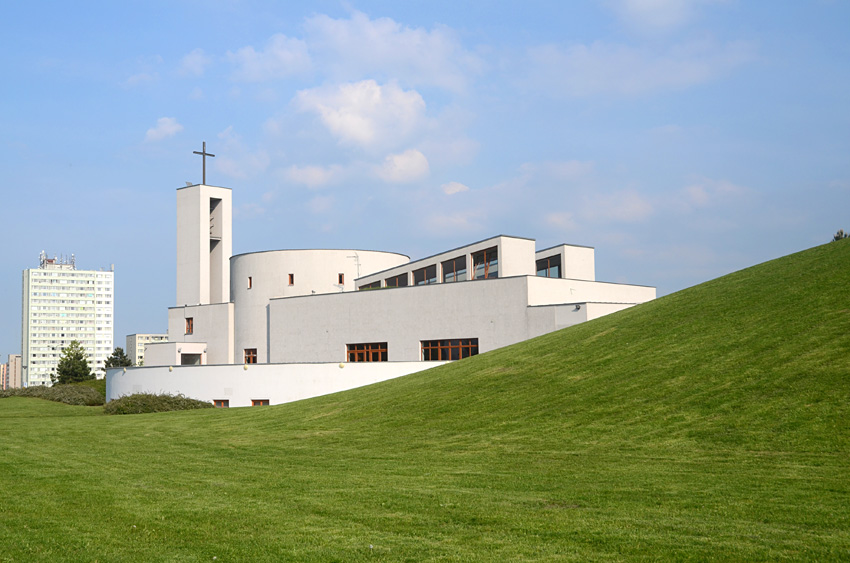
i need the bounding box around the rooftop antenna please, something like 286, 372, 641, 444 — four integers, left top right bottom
347, 252, 361, 278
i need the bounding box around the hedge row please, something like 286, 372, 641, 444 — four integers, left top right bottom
103, 393, 214, 415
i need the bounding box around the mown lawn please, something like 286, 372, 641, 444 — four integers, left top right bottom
1, 239, 848, 561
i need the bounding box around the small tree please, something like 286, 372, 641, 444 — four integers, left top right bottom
104, 347, 133, 369
833, 229, 849, 241
54, 340, 94, 385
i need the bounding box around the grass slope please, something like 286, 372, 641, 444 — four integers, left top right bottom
1, 240, 848, 561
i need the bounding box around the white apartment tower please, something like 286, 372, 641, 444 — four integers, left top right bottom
22, 252, 114, 386
126, 333, 168, 366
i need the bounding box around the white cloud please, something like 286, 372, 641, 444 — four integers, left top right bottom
179, 48, 211, 77
678, 178, 749, 211
606, 0, 726, 32
377, 149, 430, 183
227, 33, 311, 81
441, 181, 469, 195
520, 160, 595, 180
125, 72, 159, 87
213, 126, 270, 179
307, 195, 335, 214
303, 10, 481, 92
527, 38, 755, 97
144, 117, 183, 142
295, 80, 426, 150
285, 164, 343, 188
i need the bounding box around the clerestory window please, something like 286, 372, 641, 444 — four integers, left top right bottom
472, 247, 498, 279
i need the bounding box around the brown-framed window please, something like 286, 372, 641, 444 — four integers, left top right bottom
185, 317, 194, 335
442, 256, 467, 283
338, 273, 344, 285
251, 399, 269, 406
413, 264, 437, 286
244, 348, 257, 364
422, 339, 479, 361
359, 281, 381, 290
472, 247, 498, 279
385, 273, 408, 288
347, 342, 388, 362
288, 273, 294, 285
536, 255, 561, 278
214, 399, 229, 408
248, 276, 253, 289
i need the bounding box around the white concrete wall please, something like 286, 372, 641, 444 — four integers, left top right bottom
106, 361, 445, 407
176, 184, 232, 307
499, 236, 536, 278
143, 341, 207, 366
536, 244, 596, 281
526, 303, 589, 339
270, 275, 655, 364
271, 277, 540, 363
230, 249, 408, 363
525, 276, 656, 307
166, 303, 234, 364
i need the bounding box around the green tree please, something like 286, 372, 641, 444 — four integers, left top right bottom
104, 347, 133, 369
54, 340, 94, 384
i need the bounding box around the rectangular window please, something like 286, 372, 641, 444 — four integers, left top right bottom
413, 264, 437, 286
248, 276, 253, 289
421, 339, 479, 361
347, 342, 388, 362
359, 281, 381, 290
251, 399, 269, 406
214, 399, 229, 408
385, 273, 408, 288
442, 256, 467, 283
185, 317, 194, 335
536, 255, 561, 278
338, 273, 344, 285
244, 348, 257, 364
288, 273, 294, 285
472, 247, 498, 279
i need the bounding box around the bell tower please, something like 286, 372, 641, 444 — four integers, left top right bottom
175, 183, 232, 306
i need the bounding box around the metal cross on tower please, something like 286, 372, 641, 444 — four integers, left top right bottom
193, 142, 215, 185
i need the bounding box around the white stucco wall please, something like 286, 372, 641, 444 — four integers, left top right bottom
269, 275, 655, 364
535, 244, 596, 281
525, 276, 656, 307
106, 361, 445, 407
176, 184, 232, 307
165, 303, 234, 365
269, 277, 545, 363
143, 341, 207, 366
230, 249, 409, 363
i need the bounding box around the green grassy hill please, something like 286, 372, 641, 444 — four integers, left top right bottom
1, 240, 848, 561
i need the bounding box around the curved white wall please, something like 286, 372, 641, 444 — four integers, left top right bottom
106, 361, 442, 407
230, 249, 409, 363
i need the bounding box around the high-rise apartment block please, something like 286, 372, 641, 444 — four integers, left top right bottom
6, 354, 22, 389
22, 252, 114, 386
126, 333, 167, 366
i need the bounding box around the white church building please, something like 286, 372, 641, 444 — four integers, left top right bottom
107, 183, 655, 406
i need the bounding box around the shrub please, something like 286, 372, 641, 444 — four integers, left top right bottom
0, 385, 104, 406
74, 378, 107, 400
104, 393, 214, 415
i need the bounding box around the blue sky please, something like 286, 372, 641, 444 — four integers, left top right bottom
2, 1, 848, 358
